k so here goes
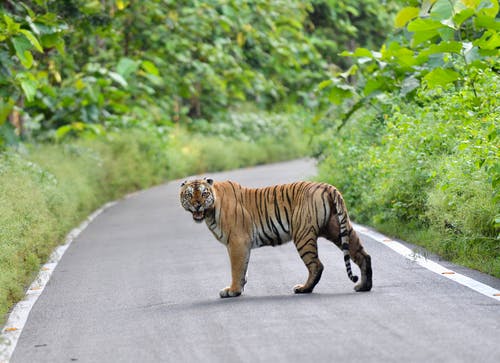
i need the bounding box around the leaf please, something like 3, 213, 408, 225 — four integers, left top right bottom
351, 48, 375, 58
474, 15, 500, 30
363, 78, 384, 96
20, 2, 36, 18
142, 73, 163, 87
328, 85, 354, 105
116, 57, 138, 77
453, 8, 475, 27
407, 18, 444, 46
11, 36, 34, 68
395, 7, 420, 28
383, 43, 421, 68
395, 48, 420, 68
16, 73, 38, 101
477, 0, 499, 18
339, 65, 358, 79
437, 26, 456, 41
108, 71, 128, 87
3, 13, 20, 33
473, 30, 500, 50
82, 1, 102, 14
317, 79, 333, 91
19, 29, 43, 52
400, 76, 420, 96
430, 0, 454, 22
26, 17, 40, 36
218, 16, 232, 32
412, 29, 439, 46
41, 33, 65, 54
419, 41, 463, 57
340, 47, 374, 58
407, 18, 444, 32
423, 68, 460, 88
141, 60, 159, 76
54, 124, 72, 140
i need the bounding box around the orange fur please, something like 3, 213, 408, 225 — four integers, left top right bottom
180, 180, 372, 297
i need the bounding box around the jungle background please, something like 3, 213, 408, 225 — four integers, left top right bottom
0, 0, 498, 322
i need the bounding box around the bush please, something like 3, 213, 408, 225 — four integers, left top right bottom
316, 71, 499, 277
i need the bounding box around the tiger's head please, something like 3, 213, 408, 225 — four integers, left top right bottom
180, 178, 215, 223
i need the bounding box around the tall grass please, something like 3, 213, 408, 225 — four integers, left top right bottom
0, 110, 308, 324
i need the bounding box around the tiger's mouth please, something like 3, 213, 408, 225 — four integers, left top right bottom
192, 211, 205, 223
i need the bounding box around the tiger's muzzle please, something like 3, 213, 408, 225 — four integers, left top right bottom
192, 210, 205, 223
191, 205, 206, 223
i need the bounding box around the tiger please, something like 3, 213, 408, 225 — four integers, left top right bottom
180, 178, 372, 298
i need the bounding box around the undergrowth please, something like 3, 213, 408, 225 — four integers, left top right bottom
316, 71, 499, 278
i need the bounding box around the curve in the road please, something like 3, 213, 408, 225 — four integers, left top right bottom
1, 159, 499, 363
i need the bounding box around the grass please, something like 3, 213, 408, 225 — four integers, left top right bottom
373, 221, 500, 279
0, 113, 308, 325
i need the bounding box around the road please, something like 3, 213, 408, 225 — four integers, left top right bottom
8, 159, 500, 362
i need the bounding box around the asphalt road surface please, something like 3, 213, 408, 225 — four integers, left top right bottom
9, 159, 500, 362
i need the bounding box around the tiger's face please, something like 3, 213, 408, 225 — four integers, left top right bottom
180, 178, 215, 223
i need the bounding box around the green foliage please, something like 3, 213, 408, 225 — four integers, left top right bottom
0, 0, 336, 146
166, 107, 309, 177
306, 0, 401, 67
314, 0, 500, 277
317, 72, 499, 276
314, 0, 500, 125
0, 1, 66, 145
0, 0, 407, 148
188, 105, 307, 141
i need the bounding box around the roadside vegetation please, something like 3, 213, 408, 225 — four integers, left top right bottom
313, 0, 499, 277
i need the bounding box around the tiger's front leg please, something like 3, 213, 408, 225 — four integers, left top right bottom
220, 236, 251, 298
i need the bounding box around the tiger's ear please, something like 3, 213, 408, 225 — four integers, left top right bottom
205, 178, 214, 185
181, 180, 187, 187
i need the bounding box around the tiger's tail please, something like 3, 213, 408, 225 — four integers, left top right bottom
333, 189, 359, 283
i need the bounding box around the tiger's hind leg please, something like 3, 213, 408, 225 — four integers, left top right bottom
293, 229, 324, 294
323, 215, 372, 292
348, 229, 372, 292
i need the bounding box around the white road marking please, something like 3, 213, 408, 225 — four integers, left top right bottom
0, 202, 117, 363
353, 223, 500, 302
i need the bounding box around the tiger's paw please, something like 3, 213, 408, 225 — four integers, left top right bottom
219, 287, 242, 298
293, 284, 313, 294
354, 282, 372, 292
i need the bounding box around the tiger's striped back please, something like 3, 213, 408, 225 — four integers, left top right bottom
204, 181, 358, 282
